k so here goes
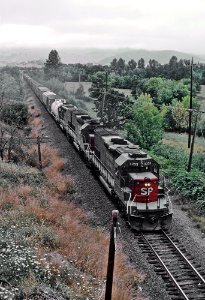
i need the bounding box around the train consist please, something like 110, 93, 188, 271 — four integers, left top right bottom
24, 74, 172, 231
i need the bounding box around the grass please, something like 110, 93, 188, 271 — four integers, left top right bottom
163, 132, 205, 153
64, 82, 92, 97
163, 85, 205, 152
64, 81, 97, 118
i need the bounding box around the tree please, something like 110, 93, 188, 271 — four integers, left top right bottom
169, 56, 178, 68
128, 59, 137, 71
95, 89, 131, 129
0, 101, 28, 127
89, 71, 110, 98
117, 58, 126, 75
0, 73, 20, 105
44, 50, 61, 77
75, 84, 85, 98
146, 59, 160, 77
138, 58, 145, 69
45, 49, 61, 68
110, 58, 118, 73
125, 94, 164, 149
171, 100, 189, 131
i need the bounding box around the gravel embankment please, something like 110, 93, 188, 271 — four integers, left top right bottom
30, 92, 205, 300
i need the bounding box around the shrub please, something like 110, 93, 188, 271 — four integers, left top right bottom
0, 102, 28, 127
150, 144, 188, 169
150, 144, 205, 212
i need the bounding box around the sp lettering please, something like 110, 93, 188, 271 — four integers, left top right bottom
141, 187, 154, 196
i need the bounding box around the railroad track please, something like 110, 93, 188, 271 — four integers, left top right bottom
137, 230, 205, 300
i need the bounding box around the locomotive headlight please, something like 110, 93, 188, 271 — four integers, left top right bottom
145, 183, 151, 187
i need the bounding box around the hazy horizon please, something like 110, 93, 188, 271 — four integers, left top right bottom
0, 46, 204, 56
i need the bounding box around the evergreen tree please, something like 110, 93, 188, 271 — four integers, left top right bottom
110, 58, 118, 73
117, 58, 126, 75
138, 58, 145, 69
44, 50, 61, 78
128, 59, 137, 70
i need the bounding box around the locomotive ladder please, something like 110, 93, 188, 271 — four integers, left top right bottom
137, 231, 205, 300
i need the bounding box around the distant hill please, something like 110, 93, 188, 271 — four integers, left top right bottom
98, 49, 205, 65
0, 48, 205, 66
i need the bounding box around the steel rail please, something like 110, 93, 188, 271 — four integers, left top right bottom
141, 233, 189, 300
162, 230, 205, 285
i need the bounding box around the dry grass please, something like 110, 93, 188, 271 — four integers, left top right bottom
28, 104, 43, 138
0, 95, 145, 299
22, 143, 143, 298
191, 215, 205, 233
163, 132, 205, 153
27, 196, 143, 299
40, 145, 65, 169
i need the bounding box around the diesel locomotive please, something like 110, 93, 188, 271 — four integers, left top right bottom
24, 74, 172, 231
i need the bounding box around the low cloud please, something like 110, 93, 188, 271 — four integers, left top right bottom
0, 0, 205, 53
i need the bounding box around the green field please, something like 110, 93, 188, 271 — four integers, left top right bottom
163, 132, 205, 153
64, 81, 97, 118
64, 81, 92, 96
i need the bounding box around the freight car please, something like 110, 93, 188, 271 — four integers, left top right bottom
24, 74, 172, 231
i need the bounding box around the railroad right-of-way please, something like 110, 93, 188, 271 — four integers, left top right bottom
137, 230, 205, 299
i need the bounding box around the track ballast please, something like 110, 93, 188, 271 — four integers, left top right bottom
136, 230, 205, 299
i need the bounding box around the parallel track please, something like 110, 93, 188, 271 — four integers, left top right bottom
137, 230, 205, 299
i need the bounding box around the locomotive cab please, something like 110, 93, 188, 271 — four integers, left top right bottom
114, 152, 172, 231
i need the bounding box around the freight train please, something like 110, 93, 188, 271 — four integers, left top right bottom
24, 74, 172, 231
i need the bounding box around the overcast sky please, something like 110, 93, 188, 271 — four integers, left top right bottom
0, 0, 205, 54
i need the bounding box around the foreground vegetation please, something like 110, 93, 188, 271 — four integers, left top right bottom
149, 142, 205, 231
0, 67, 144, 299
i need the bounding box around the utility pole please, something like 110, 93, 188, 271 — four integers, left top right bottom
105, 210, 119, 300
187, 111, 199, 172
101, 72, 108, 123
188, 58, 193, 148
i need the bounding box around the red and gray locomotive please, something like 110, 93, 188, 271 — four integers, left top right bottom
24, 74, 172, 231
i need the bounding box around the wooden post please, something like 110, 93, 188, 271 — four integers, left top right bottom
37, 136, 42, 170
188, 58, 193, 148
105, 210, 119, 300
187, 111, 199, 172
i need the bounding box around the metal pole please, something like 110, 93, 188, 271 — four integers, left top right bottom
37, 136, 42, 170
105, 210, 119, 300
187, 111, 199, 172
188, 58, 193, 148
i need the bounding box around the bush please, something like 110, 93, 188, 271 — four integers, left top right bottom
150, 144, 205, 212
171, 169, 205, 210
0, 102, 28, 127
192, 153, 205, 172
151, 144, 188, 168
